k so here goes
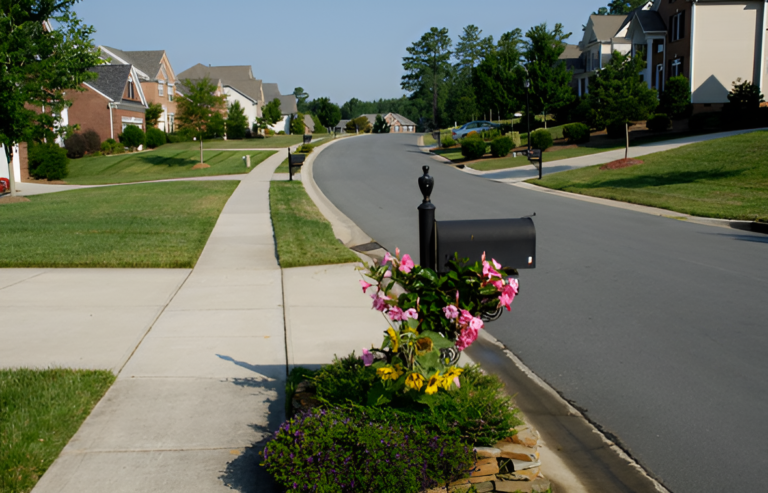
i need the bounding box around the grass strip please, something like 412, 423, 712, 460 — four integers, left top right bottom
0, 369, 115, 493
0, 181, 238, 268
66, 150, 274, 185
533, 130, 768, 222
270, 181, 359, 268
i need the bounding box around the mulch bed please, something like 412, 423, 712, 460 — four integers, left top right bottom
600, 158, 644, 170
0, 196, 31, 204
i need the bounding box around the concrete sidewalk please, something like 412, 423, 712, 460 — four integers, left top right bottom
1, 141, 390, 492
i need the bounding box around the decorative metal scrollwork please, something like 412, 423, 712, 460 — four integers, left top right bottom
481, 307, 503, 323
439, 346, 461, 366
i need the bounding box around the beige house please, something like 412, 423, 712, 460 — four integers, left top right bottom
578, 0, 768, 112
358, 113, 417, 133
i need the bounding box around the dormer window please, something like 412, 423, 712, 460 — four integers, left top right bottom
127, 78, 135, 99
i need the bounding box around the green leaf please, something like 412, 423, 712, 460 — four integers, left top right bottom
416, 349, 440, 371
421, 330, 454, 349
366, 381, 392, 406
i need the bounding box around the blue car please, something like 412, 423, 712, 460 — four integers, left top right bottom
451, 121, 500, 140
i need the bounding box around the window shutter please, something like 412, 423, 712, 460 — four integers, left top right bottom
679, 11, 685, 39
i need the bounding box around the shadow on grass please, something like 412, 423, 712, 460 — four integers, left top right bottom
215, 361, 286, 493
567, 169, 746, 190
138, 154, 193, 167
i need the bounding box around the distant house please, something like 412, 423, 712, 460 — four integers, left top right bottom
99, 47, 179, 133
66, 64, 148, 143
335, 119, 350, 133
177, 64, 262, 132
575, 14, 632, 96
262, 82, 298, 134
303, 114, 315, 134
357, 113, 417, 133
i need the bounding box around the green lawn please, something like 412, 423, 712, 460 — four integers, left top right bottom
66, 149, 275, 185
161, 135, 305, 150
534, 131, 768, 222
0, 181, 238, 268
0, 369, 115, 493
270, 181, 359, 268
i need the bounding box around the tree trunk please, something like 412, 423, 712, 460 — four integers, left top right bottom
200, 137, 204, 164
5, 144, 17, 197
625, 122, 629, 160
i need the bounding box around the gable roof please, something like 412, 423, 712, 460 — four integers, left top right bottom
559, 44, 585, 72
100, 46, 170, 81
389, 113, 416, 126
262, 82, 282, 103
303, 114, 315, 132
178, 64, 265, 103
631, 10, 667, 34
85, 65, 133, 101
588, 14, 628, 42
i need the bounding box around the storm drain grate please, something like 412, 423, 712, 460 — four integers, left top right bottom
350, 242, 385, 253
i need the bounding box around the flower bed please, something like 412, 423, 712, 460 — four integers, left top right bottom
262, 251, 551, 492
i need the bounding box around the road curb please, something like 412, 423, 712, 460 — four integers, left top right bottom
512, 181, 768, 234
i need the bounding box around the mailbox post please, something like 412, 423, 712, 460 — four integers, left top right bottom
528, 148, 542, 180
287, 149, 305, 181
417, 166, 436, 270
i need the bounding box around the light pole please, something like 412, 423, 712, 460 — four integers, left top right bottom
524, 78, 531, 156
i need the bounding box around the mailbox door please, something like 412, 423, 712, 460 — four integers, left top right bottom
435, 218, 536, 272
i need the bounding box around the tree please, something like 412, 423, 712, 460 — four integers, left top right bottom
473, 29, 525, 122
175, 77, 227, 164
658, 75, 692, 119
587, 51, 658, 158
145, 102, 164, 128
290, 112, 306, 135
594, 0, 648, 15
310, 113, 326, 134
524, 23, 575, 127
293, 87, 309, 112
454, 25, 493, 77
1, 0, 101, 196
226, 100, 248, 139
372, 114, 390, 133
402, 27, 453, 129
309, 97, 341, 134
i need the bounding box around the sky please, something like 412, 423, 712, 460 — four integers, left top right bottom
75, 0, 608, 105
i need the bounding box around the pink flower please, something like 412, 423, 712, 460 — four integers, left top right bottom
359, 280, 372, 293
442, 305, 459, 320
458, 309, 474, 327
388, 306, 405, 321
383, 269, 392, 278
499, 281, 519, 311
396, 247, 400, 258
399, 254, 414, 274
455, 326, 479, 351
371, 292, 389, 312
403, 308, 418, 320
382, 252, 392, 265
361, 348, 373, 367
453, 376, 461, 388
469, 317, 484, 331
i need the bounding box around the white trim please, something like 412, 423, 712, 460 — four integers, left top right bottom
760, 0, 767, 94
130, 66, 148, 106
82, 81, 115, 102
689, 2, 696, 103
662, 34, 667, 92
99, 46, 151, 81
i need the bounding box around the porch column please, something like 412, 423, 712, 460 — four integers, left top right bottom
646, 39, 653, 89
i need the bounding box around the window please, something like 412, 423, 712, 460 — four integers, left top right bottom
168, 85, 174, 102
670, 11, 685, 42
127, 79, 135, 99
158, 81, 164, 96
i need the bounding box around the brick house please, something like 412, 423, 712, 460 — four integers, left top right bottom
99, 47, 179, 133
358, 113, 417, 133
66, 65, 148, 143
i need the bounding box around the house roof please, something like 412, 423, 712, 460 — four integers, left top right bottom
262, 83, 297, 114
589, 15, 628, 42
390, 113, 416, 126
262, 83, 281, 103
176, 78, 223, 96
632, 10, 667, 33
85, 65, 133, 102
100, 46, 168, 81
177, 63, 254, 81
336, 119, 350, 129
558, 44, 585, 71
303, 114, 315, 132
224, 79, 263, 104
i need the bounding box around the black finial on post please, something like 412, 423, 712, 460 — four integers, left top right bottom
417, 166, 436, 271
418, 165, 434, 203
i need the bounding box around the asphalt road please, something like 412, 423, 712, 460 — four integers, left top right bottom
313, 134, 768, 492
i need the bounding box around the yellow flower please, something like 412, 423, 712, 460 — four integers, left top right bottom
387, 327, 399, 352
377, 366, 396, 381
414, 337, 434, 356
440, 367, 464, 390
425, 374, 440, 395
405, 372, 425, 391
391, 364, 405, 380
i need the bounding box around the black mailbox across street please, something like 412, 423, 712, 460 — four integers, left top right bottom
435, 217, 536, 273
303, 134, 312, 144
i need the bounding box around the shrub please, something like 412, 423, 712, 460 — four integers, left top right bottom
659, 76, 693, 119
530, 128, 553, 150
119, 125, 145, 148
441, 136, 456, 148
509, 131, 521, 148
498, 123, 514, 134
311, 114, 327, 134
606, 122, 626, 139
460, 134, 487, 160
263, 407, 474, 493
490, 136, 514, 158
277, 130, 286, 135
290, 112, 306, 135
311, 357, 521, 446
479, 128, 501, 141
266, 128, 275, 136
100, 138, 124, 155
723, 78, 765, 129
688, 111, 723, 131
514, 117, 544, 134
63, 132, 86, 158
646, 114, 671, 132
28, 142, 69, 181
145, 127, 166, 148
562, 123, 590, 144
297, 144, 313, 154
82, 130, 101, 154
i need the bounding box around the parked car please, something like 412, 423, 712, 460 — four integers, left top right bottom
451, 121, 499, 140
0, 177, 9, 194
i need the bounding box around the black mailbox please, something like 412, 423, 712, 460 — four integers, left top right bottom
303, 134, 312, 144
287, 150, 306, 181
527, 149, 542, 179
435, 217, 536, 273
